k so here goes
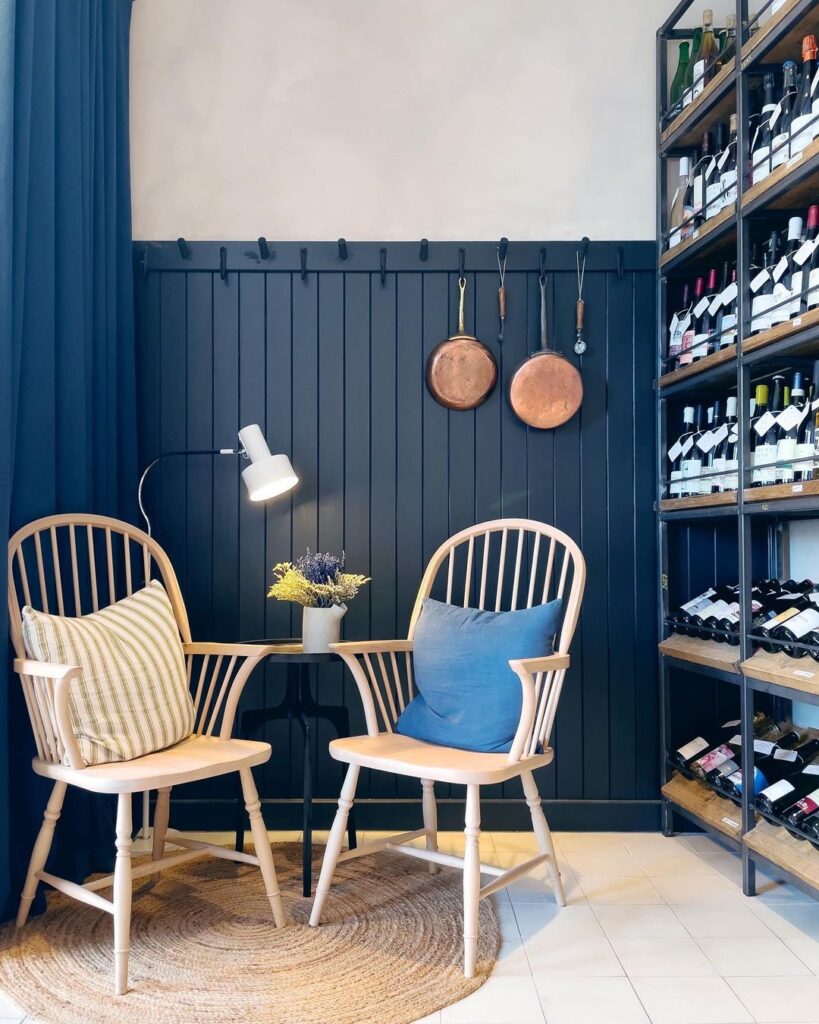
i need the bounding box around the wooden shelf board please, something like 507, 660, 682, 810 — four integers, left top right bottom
745, 819, 819, 892
741, 648, 819, 697
662, 772, 745, 841
659, 634, 741, 675
742, 136, 819, 214
659, 491, 737, 512
658, 345, 736, 389
660, 204, 736, 271
660, 59, 736, 152
742, 306, 819, 356
742, 0, 819, 68
743, 479, 819, 504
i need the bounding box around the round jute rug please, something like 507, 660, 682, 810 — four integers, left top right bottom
0, 843, 499, 1024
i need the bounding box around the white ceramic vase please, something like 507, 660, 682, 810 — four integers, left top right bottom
301, 604, 347, 653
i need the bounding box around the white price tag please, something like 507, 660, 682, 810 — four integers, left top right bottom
710, 423, 729, 447
722, 719, 740, 728
680, 436, 694, 456
794, 239, 815, 266
754, 740, 775, 755
774, 748, 799, 762
751, 269, 770, 293
812, 67, 819, 96
717, 145, 732, 172
805, 764, 819, 775
773, 256, 790, 283
754, 410, 777, 436
729, 734, 742, 746
769, 101, 783, 131
668, 439, 683, 462
777, 405, 803, 432
720, 281, 738, 306
693, 296, 710, 318
708, 293, 723, 316
696, 429, 716, 453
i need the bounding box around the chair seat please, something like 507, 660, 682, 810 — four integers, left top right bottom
329, 733, 553, 785
32, 735, 271, 794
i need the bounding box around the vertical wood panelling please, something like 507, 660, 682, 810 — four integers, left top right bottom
134, 242, 657, 825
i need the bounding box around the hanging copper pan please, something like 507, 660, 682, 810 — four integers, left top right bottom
426, 276, 498, 411
508, 274, 583, 429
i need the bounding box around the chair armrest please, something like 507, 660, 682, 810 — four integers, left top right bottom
13, 659, 84, 769
508, 653, 570, 674
183, 642, 277, 659
507, 653, 571, 763
183, 643, 273, 738
330, 639, 413, 655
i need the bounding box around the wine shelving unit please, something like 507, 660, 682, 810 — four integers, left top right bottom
656, 0, 819, 899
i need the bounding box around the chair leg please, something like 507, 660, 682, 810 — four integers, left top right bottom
421, 779, 439, 875
463, 784, 481, 979
113, 793, 133, 996
309, 763, 359, 927
151, 787, 171, 872
16, 780, 67, 928
240, 767, 285, 928
522, 769, 566, 907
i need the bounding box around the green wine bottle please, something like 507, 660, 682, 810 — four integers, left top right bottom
682, 27, 703, 109
669, 42, 690, 118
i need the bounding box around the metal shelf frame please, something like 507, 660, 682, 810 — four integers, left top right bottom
656, 0, 819, 900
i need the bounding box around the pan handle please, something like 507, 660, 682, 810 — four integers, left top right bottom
539, 275, 548, 352
458, 276, 466, 335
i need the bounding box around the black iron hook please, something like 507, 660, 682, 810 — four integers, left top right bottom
177, 237, 191, 260
379, 248, 387, 285
300, 247, 308, 282
258, 237, 270, 260
539, 246, 547, 279
498, 237, 509, 262
419, 238, 429, 261
219, 246, 227, 281
617, 246, 625, 280
140, 246, 149, 278
579, 236, 590, 262
458, 248, 465, 279
337, 238, 348, 261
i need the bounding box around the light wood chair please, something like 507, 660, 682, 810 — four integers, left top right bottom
7, 513, 286, 995
309, 518, 585, 977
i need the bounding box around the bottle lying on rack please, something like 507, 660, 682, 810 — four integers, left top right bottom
757, 750, 819, 821
667, 711, 771, 776
689, 716, 777, 788
665, 267, 737, 370
713, 729, 811, 799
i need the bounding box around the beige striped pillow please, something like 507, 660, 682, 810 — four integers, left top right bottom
22, 580, 194, 766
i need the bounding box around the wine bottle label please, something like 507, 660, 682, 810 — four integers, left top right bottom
790, 270, 803, 317
712, 758, 739, 779
773, 748, 799, 762
772, 130, 790, 169
681, 457, 702, 493
777, 406, 803, 432
677, 737, 709, 761
752, 145, 771, 184
796, 442, 814, 476
808, 267, 819, 309
759, 606, 801, 631
720, 168, 737, 206
693, 174, 704, 213
711, 456, 726, 491
791, 113, 817, 155
670, 469, 682, 498
782, 607, 819, 638
762, 779, 795, 803
692, 59, 706, 100
719, 314, 737, 348
682, 87, 693, 109
723, 457, 738, 490
771, 282, 791, 326
795, 791, 819, 816
751, 294, 774, 333
778, 437, 797, 483
697, 744, 734, 772
678, 328, 695, 365
705, 180, 723, 219
680, 588, 716, 614
668, 312, 689, 358
691, 333, 709, 359
703, 600, 731, 619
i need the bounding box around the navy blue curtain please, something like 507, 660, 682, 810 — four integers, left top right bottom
0, 0, 137, 921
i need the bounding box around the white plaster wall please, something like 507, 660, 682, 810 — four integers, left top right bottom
129, 0, 698, 241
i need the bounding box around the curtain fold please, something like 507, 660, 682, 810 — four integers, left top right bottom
0, 0, 136, 922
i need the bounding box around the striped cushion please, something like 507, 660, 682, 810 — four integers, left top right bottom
22, 580, 194, 766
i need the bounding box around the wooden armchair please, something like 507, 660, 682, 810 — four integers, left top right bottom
7, 514, 285, 995
309, 518, 585, 978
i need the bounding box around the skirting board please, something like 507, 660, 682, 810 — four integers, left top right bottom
166, 798, 662, 833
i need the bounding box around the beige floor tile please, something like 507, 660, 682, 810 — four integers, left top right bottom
779, 933, 819, 974
0, 997, 24, 1019
554, 832, 630, 853
632, 849, 719, 877
631, 976, 753, 1024
650, 874, 744, 905
578, 875, 665, 905
727, 976, 819, 1022
673, 901, 774, 938
593, 904, 689, 940
564, 848, 645, 878
535, 977, 650, 1024
513, 902, 600, 941
412, 1014, 441, 1024
749, 900, 819, 939
491, 896, 522, 941
490, 940, 533, 977
620, 833, 696, 855
0, 1018, 25, 1024
526, 931, 625, 977
609, 934, 717, 977
684, 834, 735, 857
439, 976, 545, 1023
491, 831, 541, 853
698, 934, 811, 977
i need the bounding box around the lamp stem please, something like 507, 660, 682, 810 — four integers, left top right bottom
137, 449, 236, 536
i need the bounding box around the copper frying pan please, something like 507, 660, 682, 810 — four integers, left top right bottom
508, 274, 583, 429
426, 276, 498, 411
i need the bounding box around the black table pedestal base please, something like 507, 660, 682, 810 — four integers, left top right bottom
234, 662, 357, 897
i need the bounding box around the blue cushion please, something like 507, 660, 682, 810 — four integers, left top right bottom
396, 597, 562, 754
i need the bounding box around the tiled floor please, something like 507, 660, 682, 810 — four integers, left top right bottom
5, 829, 819, 1023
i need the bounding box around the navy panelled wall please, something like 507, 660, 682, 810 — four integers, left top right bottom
133, 240, 658, 831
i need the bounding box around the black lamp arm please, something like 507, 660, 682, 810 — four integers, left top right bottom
138, 448, 242, 537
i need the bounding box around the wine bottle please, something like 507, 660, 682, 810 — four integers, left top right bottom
782, 785, 819, 832
796, 205, 819, 313
713, 395, 737, 493
688, 584, 739, 638
775, 371, 804, 484
668, 719, 739, 773
702, 268, 720, 355
791, 35, 818, 155
668, 584, 717, 636
717, 14, 736, 63
692, 714, 775, 785
682, 27, 703, 109
669, 41, 690, 120
719, 730, 806, 799
771, 60, 798, 170
718, 266, 738, 349
692, 132, 715, 227
667, 282, 692, 368
774, 603, 819, 657
752, 71, 777, 184
794, 379, 815, 482
703, 399, 725, 493
752, 375, 783, 487
750, 383, 770, 486
667, 405, 695, 499
750, 232, 779, 334
806, 206, 819, 310
678, 278, 702, 366
690, 276, 713, 362
718, 114, 738, 209
668, 160, 694, 251
691, 10, 720, 103
757, 755, 819, 820
752, 605, 803, 652
771, 217, 803, 329
706, 123, 728, 220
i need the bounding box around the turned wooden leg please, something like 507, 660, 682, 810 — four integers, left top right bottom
16, 781, 67, 928
522, 769, 565, 907
113, 793, 133, 996
149, 787, 171, 883
421, 779, 439, 875
463, 784, 481, 979
309, 764, 359, 927
240, 767, 285, 928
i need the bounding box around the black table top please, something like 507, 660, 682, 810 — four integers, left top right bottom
241, 639, 342, 663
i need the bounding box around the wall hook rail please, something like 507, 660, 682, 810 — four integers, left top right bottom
300, 247, 308, 282
258, 237, 271, 260
419, 238, 429, 261
539, 246, 546, 279
379, 247, 387, 285
177, 237, 191, 260
458, 248, 465, 279
337, 238, 348, 261
579, 236, 590, 262
219, 246, 227, 281
617, 246, 625, 279
498, 237, 509, 262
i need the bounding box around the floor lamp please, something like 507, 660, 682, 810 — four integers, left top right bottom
135, 423, 298, 836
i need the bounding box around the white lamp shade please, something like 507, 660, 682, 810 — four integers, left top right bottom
237, 424, 298, 502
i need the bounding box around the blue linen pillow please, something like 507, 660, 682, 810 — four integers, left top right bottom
396, 597, 562, 754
